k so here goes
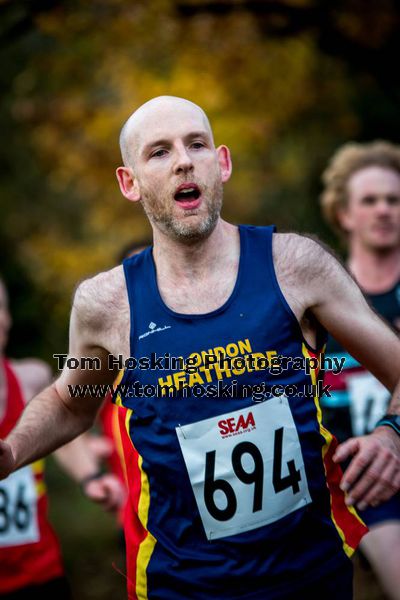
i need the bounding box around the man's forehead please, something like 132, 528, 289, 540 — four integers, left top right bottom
138, 117, 209, 148
124, 97, 213, 153
349, 166, 400, 196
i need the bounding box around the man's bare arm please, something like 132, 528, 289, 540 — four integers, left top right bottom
280, 234, 400, 509
8, 349, 125, 511
0, 275, 120, 479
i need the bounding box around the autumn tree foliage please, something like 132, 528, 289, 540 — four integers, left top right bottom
1, 0, 399, 356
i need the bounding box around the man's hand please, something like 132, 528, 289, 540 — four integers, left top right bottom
82, 473, 126, 512
333, 427, 400, 510
85, 434, 114, 461
0, 439, 16, 480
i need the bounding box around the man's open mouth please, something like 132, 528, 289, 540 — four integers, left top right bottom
174, 184, 201, 202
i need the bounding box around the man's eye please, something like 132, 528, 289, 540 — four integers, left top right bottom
361, 195, 376, 205
151, 149, 167, 158
191, 142, 204, 149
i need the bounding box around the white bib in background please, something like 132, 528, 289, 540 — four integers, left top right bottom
0, 465, 39, 547
347, 372, 389, 436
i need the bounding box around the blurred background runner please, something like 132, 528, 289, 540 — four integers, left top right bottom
0, 276, 71, 599
320, 141, 400, 600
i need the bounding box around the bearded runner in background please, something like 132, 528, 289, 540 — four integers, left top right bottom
320, 141, 400, 600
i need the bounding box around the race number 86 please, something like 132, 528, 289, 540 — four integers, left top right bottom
0, 483, 31, 534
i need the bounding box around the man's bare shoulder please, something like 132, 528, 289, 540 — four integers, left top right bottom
272, 232, 353, 314
273, 232, 347, 283
73, 265, 127, 332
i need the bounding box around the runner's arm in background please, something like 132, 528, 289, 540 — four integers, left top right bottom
298, 236, 400, 510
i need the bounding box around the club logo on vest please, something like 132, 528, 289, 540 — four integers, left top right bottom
138, 321, 172, 340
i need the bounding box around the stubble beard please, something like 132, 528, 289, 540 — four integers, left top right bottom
367, 238, 400, 254
361, 224, 400, 254
141, 179, 223, 243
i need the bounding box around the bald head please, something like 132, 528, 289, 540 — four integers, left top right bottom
119, 96, 214, 168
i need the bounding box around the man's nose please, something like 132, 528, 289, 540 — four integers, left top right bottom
376, 197, 393, 215
173, 144, 194, 174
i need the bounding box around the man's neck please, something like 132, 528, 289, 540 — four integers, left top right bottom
152, 219, 238, 282
348, 242, 400, 294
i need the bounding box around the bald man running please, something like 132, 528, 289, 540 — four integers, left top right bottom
1, 96, 400, 599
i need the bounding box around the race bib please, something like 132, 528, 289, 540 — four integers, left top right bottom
0, 466, 39, 547
347, 372, 389, 436
176, 397, 311, 540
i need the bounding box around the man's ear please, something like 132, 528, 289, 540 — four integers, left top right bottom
337, 205, 353, 233
116, 166, 141, 202
216, 145, 232, 183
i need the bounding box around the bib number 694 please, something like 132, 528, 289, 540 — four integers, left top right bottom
176, 398, 311, 540
204, 428, 301, 522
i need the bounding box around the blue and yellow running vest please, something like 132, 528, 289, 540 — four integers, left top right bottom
114, 225, 367, 600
